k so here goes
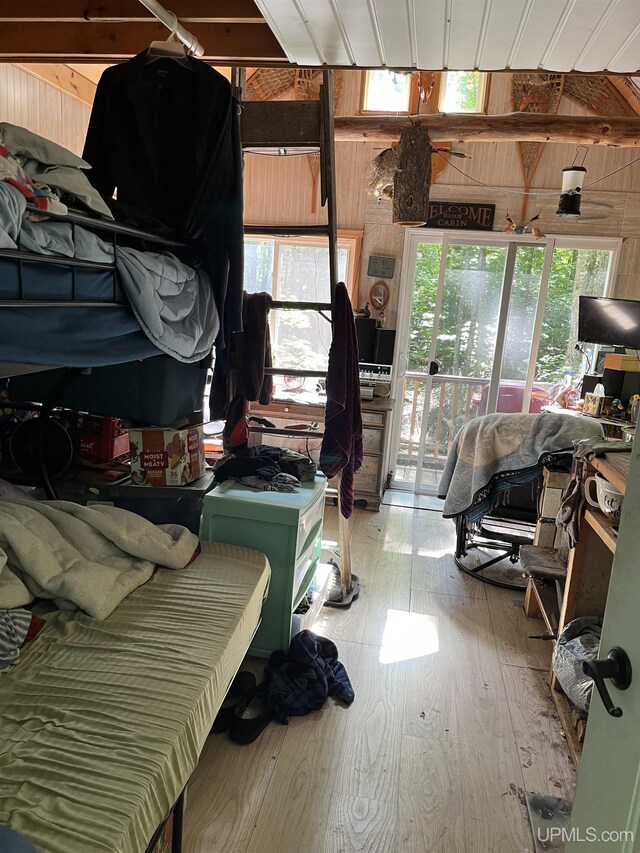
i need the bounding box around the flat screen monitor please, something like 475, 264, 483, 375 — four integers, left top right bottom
578, 296, 640, 349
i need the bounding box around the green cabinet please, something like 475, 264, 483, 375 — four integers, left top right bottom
200, 475, 326, 657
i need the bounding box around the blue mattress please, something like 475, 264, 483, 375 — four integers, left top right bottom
0, 258, 161, 366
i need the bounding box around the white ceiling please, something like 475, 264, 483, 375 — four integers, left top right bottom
254, 0, 640, 71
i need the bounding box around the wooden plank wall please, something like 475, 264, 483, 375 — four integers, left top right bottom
244, 141, 374, 231
443, 73, 640, 194
362, 190, 640, 333
0, 63, 90, 155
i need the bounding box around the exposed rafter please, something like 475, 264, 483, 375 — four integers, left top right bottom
608, 76, 640, 115
511, 74, 564, 220
16, 64, 97, 105
0, 1, 265, 23
332, 112, 640, 147
564, 75, 638, 117
0, 1, 285, 64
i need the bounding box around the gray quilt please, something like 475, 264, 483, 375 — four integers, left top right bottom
0, 183, 219, 362
116, 247, 219, 363
437, 412, 604, 519
0, 182, 25, 248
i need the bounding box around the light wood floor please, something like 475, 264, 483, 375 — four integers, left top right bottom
184, 503, 576, 853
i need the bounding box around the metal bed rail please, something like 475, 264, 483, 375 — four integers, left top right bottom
0, 206, 186, 307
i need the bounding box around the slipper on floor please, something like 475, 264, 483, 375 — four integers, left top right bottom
324, 558, 344, 602
211, 670, 256, 734
229, 683, 273, 744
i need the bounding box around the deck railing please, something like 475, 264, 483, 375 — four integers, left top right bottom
401, 371, 490, 464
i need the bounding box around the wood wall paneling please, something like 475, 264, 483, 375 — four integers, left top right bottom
0, 63, 90, 155
244, 140, 374, 231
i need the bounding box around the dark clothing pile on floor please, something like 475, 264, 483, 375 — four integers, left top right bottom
213, 445, 317, 492
211, 630, 354, 744
266, 630, 355, 724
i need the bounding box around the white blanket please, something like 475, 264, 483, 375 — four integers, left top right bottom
0, 500, 198, 619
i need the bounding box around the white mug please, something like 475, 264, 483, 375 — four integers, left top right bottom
584, 474, 624, 525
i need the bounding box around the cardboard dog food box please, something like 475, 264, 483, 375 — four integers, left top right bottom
128, 425, 205, 486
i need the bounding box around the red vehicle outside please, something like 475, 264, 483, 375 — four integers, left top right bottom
471, 380, 552, 415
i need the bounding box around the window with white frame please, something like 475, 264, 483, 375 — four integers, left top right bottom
438, 71, 488, 113
244, 234, 361, 394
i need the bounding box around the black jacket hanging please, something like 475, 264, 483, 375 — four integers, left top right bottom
83, 50, 243, 383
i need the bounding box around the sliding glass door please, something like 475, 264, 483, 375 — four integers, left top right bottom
390, 232, 619, 494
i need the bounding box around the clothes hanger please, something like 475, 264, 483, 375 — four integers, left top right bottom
146, 11, 193, 68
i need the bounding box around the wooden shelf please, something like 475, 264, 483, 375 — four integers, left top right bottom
551, 687, 583, 770
584, 507, 618, 554
590, 452, 630, 496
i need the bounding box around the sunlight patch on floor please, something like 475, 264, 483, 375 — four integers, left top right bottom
382, 529, 412, 555
415, 544, 454, 559
379, 609, 439, 664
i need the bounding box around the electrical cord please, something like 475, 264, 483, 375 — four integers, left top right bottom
574, 342, 592, 375
433, 149, 640, 196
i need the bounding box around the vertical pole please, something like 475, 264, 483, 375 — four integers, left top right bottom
338, 501, 353, 593
414, 234, 449, 492
321, 69, 352, 592
321, 70, 338, 306
522, 238, 555, 413
230, 66, 246, 102
171, 789, 185, 853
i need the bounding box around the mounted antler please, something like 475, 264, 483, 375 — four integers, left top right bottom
504, 211, 545, 238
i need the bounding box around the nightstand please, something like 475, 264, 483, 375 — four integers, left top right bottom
200, 475, 326, 657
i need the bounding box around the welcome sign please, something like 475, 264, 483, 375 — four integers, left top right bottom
424, 201, 495, 231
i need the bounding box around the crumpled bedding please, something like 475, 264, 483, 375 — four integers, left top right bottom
437, 412, 604, 520
0, 181, 219, 363
19, 216, 114, 263
117, 247, 219, 363
0, 608, 31, 672
0, 499, 198, 620
0, 181, 25, 248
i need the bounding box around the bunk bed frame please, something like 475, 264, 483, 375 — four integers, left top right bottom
0, 205, 183, 311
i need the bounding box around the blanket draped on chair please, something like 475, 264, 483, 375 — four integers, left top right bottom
437, 412, 603, 521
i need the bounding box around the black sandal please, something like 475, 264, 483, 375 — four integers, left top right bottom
211, 671, 256, 734
229, 683, 273, 744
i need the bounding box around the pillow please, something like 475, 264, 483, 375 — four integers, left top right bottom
0, 122, 90, 169
21, 160, 114, 220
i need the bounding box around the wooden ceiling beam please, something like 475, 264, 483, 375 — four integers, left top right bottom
608, 76, 640, 116
0, 22, 286, 63
333, 112, 640, 147
15, 63, 97, 105
0, 1, 265, 24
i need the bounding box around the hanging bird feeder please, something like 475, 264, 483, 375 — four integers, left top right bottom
556, 165, 587, 218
